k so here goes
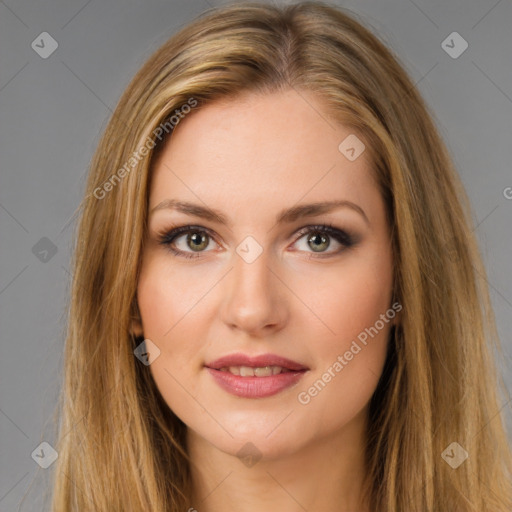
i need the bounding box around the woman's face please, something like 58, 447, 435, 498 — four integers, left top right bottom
135, 89, 396, 459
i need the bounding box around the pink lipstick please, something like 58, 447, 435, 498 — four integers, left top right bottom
205, 353, 309, 398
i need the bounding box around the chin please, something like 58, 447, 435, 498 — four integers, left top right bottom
187, 415, 315, 462
217, 433, 305, 462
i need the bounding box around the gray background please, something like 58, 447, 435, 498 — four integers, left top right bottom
1, 0, 511, 509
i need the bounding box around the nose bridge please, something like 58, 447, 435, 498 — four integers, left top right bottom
233, 245, 271, 296
221, 243, 286, 333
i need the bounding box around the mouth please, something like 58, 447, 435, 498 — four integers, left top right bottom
204, 352, 309, 398
205, 352, 309, 372
215, 365, 295, 377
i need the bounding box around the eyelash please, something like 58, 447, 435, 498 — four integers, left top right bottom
156, 223, 355, 260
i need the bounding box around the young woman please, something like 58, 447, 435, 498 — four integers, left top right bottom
49, 1, 512, 510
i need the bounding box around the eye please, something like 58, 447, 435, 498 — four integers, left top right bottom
156, 223, 355, 260
156, 225, 219, 259
291, 223, 355, 258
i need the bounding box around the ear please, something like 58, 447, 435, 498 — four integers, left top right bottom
131, 318, 144, 338
390, 308, 402, 326
130, 300, 144, 338
389, 292, 403, 327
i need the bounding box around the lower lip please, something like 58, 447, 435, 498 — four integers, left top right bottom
205, 367, 307, 398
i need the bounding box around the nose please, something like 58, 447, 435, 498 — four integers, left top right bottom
219, 247, 289, 337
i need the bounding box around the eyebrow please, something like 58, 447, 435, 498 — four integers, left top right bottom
150, 199, 369, 226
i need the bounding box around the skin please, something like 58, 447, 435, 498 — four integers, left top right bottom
133, 88, 396, 512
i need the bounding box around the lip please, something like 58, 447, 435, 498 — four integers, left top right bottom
204, 352, 309, 399
205, 352, 309, 371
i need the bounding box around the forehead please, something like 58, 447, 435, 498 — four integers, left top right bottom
149, 89, 378, 216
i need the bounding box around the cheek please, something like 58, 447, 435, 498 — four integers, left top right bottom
293, 247, 394, 349
292, 250, 393, 421
137, 258, 214, 347
136, 260, 211, 425
136, 259, 212, 400
294, 306, 392, 440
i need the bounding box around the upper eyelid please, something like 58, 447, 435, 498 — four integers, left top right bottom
163, 223, 337, 238
161, 223, 351, 248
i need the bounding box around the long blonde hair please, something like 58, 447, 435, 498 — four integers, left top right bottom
45, 1, 512, 510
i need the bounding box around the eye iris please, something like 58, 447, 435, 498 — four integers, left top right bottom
188, 232, 208, 251
308, 232, 330, 252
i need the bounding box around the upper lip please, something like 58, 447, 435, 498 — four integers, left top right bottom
205, 353, 309, 371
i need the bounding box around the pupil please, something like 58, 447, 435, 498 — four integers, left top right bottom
189, 232, 206, 250
309, 233, 329, 252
